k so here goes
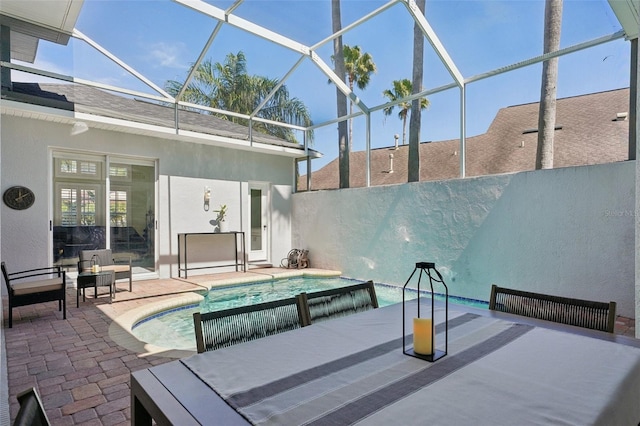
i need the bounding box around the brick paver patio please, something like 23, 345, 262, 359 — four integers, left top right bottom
3, 276, 207, 425
2, 274, 637, 425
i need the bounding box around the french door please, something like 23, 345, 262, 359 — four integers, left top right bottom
248, 182, 270, 263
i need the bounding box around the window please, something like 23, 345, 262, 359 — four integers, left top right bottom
56, 184, 102, 226
110, 189, 128, 227
55, 158, 102, 179
110, 164, 131, 181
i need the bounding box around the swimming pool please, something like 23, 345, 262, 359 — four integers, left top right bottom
131, 276, 488, 351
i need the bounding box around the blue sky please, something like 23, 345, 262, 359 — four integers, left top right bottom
16, 0, 631, 171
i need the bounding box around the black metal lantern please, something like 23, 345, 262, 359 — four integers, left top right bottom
402, 262, 449, 362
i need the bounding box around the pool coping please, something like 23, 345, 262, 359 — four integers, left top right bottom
108, 268, 342, 358
195, 268, 343, 290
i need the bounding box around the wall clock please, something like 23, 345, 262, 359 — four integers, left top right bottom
3, 186, 35, 210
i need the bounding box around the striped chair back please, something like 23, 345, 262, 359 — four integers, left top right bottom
298, 281, 378, 325
489, 284, 616, 333
193, 296, 307, 353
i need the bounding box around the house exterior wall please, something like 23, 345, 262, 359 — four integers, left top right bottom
292, 161, 636, 318
0, 115, 295, 279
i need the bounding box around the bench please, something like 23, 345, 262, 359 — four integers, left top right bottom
79, 249, 132, 292
193, 281, 379, 352
489, 284, 617, 333
2, 262, 66, 328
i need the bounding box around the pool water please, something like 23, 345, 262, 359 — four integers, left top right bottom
131, 277, 488, 350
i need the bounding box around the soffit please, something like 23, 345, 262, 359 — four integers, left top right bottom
608, 0, 639, 40
6, 31, 38, 63
0, 0, 84, 63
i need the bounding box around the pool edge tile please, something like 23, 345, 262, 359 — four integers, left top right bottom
107, 292, 203, 358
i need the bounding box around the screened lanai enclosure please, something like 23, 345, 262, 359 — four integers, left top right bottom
2, 0, 637, 185
1, 0, 639, 326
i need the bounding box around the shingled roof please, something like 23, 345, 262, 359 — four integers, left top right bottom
4, 82, 307, 150
301, 88, 630, 190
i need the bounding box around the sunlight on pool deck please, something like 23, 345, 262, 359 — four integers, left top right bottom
108, 268, 342, 358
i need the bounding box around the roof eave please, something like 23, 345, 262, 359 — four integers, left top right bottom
1, 98, 321, 159
0, 0, 84, 63
607, 0, 639, 40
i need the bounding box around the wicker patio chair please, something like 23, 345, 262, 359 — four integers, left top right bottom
298, 280, 378, 325
79, 249, 132, 292
193, 295, 307, 353
489, 284, 617, 333
2, 262, 66, 328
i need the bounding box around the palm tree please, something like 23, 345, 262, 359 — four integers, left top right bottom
332, 0, 349, 188
383, 79, 429, 146
249, 75, 313, 142
536, 0, 563, 169
408, 0, 426, 182
343, 45, 376, 148
165, 52, 312, 144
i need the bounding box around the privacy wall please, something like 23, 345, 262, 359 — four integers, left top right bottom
292, 161, 635, 317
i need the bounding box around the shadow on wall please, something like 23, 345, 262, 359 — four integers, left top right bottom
292, 162, 635, 317
292, 177, 511, 286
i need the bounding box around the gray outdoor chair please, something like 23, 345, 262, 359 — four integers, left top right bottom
193, 295, 308, 353
489, 284, 617, 333
13, 387, 51, 426
193, 281, 379, 353
298, 280, 378, 325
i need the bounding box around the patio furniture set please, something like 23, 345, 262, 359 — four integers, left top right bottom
131, 286, 639, 425
3, 255, 637, 424
131, 276, 640, 425
3, 249, 132, 327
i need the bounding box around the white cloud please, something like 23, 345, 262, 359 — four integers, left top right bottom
146, 41, 190, 70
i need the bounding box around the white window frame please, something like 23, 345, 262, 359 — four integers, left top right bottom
54, 182, 104, 226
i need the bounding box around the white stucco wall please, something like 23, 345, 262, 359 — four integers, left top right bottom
292, 161, 636, 318
1, 116, 295, 278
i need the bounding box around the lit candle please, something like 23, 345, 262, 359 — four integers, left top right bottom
413, 317, 434, 355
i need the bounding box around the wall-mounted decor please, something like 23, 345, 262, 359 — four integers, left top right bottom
3, 186, 35, 210
204, 186, 211, 211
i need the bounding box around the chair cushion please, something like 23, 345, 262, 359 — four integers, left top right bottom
11, 278, 64, 296
79, 264, 130, 274
101, 264, 130, 274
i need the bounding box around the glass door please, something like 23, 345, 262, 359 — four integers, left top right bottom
248, 182, 269, 263
108, 159, 155, 272
52, 152, 156, 273
52, 155, 106, 268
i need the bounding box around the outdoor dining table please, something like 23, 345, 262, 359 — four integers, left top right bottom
131, 299, 640, 426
